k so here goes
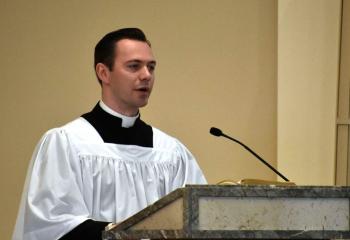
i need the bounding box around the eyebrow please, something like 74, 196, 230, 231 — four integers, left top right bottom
126, 59, 157, 65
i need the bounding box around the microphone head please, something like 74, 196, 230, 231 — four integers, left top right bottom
210, 127, 222, 137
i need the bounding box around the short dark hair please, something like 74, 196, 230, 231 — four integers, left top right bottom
94, 28, 151, 84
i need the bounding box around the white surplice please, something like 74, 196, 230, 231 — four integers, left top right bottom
13, 117, 206, 240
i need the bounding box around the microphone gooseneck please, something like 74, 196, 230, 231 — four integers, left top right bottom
209, 127, 290, 182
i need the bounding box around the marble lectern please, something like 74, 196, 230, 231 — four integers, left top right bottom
103, 185, 350, 239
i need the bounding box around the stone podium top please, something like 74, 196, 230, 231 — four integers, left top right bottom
103, 185, 350, 239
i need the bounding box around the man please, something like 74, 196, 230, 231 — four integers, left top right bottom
12, 28, 206, 240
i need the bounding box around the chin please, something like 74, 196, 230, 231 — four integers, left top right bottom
135, 100, 149, 108
139, 103, 148, 108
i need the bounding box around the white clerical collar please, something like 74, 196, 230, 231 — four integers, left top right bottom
99, 101, 139, 128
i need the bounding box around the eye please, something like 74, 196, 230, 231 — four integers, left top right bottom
147, 63, 156, 73
127, 63, 141, 71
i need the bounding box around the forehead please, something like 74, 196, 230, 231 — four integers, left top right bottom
114, 39, 155, 62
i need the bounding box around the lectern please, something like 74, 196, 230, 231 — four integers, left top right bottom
103, 185, 350, 239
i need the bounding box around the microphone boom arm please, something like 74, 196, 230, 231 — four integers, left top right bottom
209, 126, 290, 182
221, 133, 289, 182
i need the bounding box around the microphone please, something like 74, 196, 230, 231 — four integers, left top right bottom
210, 127, 290, 182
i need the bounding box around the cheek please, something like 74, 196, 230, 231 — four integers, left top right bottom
110, 73, 130, 89
150, 77, 155, 86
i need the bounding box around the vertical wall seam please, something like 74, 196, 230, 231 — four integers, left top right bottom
335, 0, 344, 185
347, 126, 350, 185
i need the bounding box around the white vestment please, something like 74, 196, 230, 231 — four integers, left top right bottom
13, 117, 206, 240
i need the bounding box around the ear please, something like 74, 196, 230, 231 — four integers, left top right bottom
95, 63, 111, 85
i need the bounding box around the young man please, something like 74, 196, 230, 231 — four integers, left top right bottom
12, 28, 206, 240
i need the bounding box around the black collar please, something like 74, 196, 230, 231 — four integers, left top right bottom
81, 103, 153, 147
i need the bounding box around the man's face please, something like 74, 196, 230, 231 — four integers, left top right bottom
102, 39, 156, 116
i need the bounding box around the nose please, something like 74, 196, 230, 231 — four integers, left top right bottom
140, 66, 152, 81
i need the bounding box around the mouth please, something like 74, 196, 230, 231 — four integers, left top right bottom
136, 86, 150, 92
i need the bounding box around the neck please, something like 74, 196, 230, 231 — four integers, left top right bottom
99, 100, 139, 128
101, 96, 139, 117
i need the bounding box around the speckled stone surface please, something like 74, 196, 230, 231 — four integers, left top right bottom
103, 185, 350, 239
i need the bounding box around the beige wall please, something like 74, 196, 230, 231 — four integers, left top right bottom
3, 0, 347, 239
277, 0, 342, 185
1, 1, 277, 239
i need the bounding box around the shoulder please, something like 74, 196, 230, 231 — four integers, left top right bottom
152, 127, 188, 151
152, 127, 175, 144
38, 117, 101, 145
61, 117, 102, 143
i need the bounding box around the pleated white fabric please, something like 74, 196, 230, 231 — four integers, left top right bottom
13, 117, 206, 240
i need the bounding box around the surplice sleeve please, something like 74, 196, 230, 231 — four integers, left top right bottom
13, 128, 91, 240
171, 139, 207, 188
